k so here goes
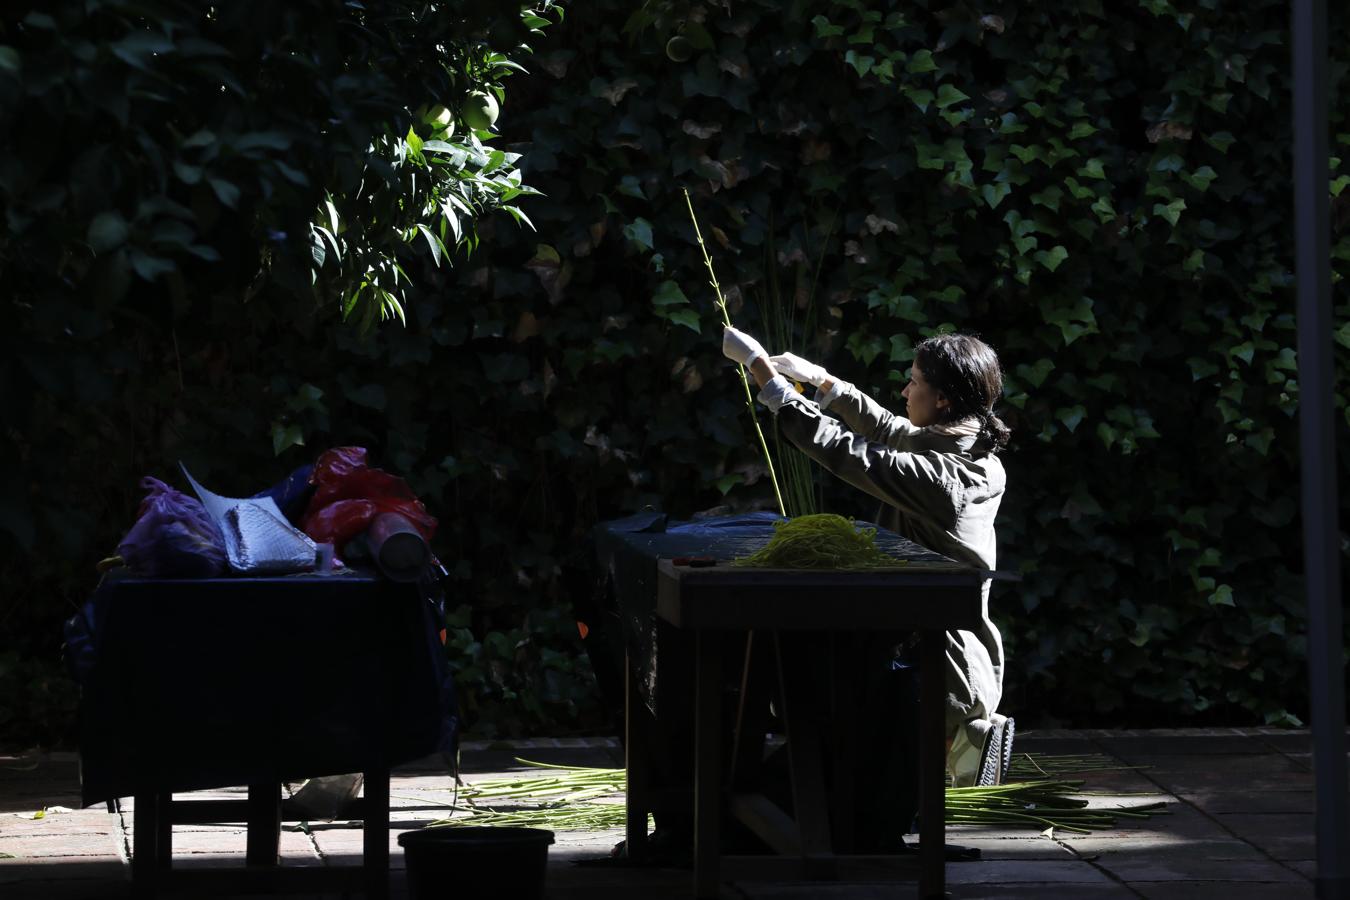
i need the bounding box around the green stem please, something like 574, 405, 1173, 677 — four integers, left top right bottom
683, 187, 786, 518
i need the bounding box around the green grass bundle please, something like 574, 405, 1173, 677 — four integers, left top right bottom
733, 513, 902, 569
430, 756, 1167, 835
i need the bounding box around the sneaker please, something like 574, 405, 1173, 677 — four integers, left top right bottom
999, 716, 1016, 781
974, 717, 1006, 787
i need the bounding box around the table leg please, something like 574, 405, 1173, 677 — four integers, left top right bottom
829, 634, 857, 852
364, 766, 390, 900
625, 649, 651, 860
694, 631, 723, 899
774, 631, 834, 879
729, 630, 772, 791
245, 782, 280, 867
919, 629, 946, 899
132, 791, 162, 897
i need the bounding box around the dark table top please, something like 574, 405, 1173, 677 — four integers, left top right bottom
76, 570, 445, 804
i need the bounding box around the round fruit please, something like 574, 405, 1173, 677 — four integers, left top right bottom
461, 91, 500, 131
665, 35, 693, 63
422, 104, 455, 135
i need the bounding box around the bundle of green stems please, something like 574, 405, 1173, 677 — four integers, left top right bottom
429, 756, 1167, 834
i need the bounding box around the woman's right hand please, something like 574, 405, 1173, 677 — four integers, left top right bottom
768, 352, 830, 387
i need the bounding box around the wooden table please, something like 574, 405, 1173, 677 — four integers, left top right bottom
626, 558, 985, 899
74, 571, 446, 898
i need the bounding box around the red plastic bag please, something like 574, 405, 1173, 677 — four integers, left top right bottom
300, 447, 437, 551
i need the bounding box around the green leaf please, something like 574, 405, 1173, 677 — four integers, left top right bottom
1068, 121, 1097, 140
652, 280, 689, 307
1090, 196, 1116, 222
906, 49, 938, 73
1018, 358, 1055, 388
271, 422, 305, 456
981, 182, 1011, 209
1334, 322, 1350, 350
0, 46, 20, 73
1034, 245, 1068, 272
935, 84, 970, 109
1209, 584, 1235, 607
1079, 158, 1106, 179
844, 50, 874, 77
665, 309, 701, 332
1056, 405, 1086, 432
208, 177, 240, 208
904, 87, 936, 112
1153, 198, 1186, 226
87, 212, 128, 253
715, 474, 742, 495
1181, 166, 1217, 191
1204, 131, 1236, 153
624, 217, 653, 251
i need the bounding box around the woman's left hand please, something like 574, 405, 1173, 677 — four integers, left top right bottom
722, 326, 768, 367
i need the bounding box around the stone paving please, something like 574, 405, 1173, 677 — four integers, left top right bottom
0, 728, 1325, 899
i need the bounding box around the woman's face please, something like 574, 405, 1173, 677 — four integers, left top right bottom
901, 360, 949, 426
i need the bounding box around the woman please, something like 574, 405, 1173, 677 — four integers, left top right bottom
722, 325, 1013, 787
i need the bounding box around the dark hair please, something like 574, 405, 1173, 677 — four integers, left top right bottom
913, 333, 1011, 453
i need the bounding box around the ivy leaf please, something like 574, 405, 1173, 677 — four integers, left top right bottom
1056, 405, 1087, 432
715, 474, 742, 495
1068, 121, 1097, 140
664, 309, 701, 333
935, 84, 970, 109
1334, 322, 1350, 350
844, 50, 874, 77
906, 49, 938, 73
1078, 158, 1106, 179
652, 280, 689, 307
1034, 245, 1069, 272
271, 422, 305, 456
1204, 131, 1237, 153
981, 182, 1011, 209
623, 217, 653, 251
1018, 358, 1055, 388
904, 87, 935, 112
1090, 196, 1117, 222
1181, 166, 1217, 191
1209, 584, 1235, 607
1153, 198, 1186, 226
811, 15, 844, 38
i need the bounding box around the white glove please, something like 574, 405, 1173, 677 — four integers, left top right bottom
769, 352, 830, 387
722, 326, 768, 368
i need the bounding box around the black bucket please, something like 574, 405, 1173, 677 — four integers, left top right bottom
398, 826, 555, 900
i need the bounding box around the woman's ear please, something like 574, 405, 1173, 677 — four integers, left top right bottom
935, 392, 950, 411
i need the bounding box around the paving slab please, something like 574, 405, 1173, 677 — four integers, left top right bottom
0, 730, 1330, 899
1135, 881, 1315, 900
1210, 813, 1313, 861
1180, 790, 1314, 815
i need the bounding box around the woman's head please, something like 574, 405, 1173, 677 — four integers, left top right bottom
902, 333, 1011, 452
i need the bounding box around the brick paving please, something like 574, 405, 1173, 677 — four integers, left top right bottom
0, 729, 1326, 898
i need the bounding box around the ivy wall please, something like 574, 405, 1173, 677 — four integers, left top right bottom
3, 0, 1349, 745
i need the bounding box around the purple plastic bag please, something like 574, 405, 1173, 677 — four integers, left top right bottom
117, 477, 227, 578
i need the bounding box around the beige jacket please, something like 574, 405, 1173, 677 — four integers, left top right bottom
757, 374, 1006, 736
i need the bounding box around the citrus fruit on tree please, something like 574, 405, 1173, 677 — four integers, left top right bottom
665, 36, 693, 62
461, 91, 500, 131
422, 104, 455, 135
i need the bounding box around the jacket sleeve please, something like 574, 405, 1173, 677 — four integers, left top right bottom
763, 378, 959, 526
817, 380, 925, 451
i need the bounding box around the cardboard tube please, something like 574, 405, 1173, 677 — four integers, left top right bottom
367, 512, 429, 582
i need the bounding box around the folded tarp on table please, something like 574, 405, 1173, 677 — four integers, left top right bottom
70, 570, 449, 806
